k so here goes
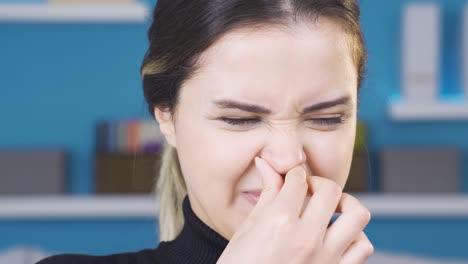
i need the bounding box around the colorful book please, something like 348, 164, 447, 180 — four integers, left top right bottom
95, 119, 163, 154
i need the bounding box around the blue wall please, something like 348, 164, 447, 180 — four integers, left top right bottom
358, 0, 468, 191
1, 218, 158, 256
0, 15, 152, 194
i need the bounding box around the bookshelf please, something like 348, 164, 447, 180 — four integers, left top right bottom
1, 194, 468, 219
0, 3, 150, 23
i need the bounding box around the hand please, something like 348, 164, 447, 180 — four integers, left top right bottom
217, 157, 373, 264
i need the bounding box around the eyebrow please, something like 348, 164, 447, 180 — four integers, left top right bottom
212, 95, 353, 114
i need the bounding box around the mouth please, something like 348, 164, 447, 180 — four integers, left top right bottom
242, 190, 261, 205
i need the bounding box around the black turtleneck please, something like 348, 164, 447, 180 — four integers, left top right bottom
36, 195, 230, 264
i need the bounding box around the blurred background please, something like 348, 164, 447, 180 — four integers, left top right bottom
0, 0, 468, 263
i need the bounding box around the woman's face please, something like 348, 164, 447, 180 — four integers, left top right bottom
155, 19, 358, 240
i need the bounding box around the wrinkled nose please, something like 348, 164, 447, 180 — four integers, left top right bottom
259, 129, 307, 176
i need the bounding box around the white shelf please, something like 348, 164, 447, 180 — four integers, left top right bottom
1, 194, 468, 219
355, 193, 468, 217
0, 3, 150, 23
389, 100, 468, 121
0, 195, 158, 219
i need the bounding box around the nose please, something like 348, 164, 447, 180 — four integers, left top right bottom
259, 129, 307, 176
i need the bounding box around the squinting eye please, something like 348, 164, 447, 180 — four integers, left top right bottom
219, 117, 345, 127
220, 118, 260, 126
308, 117, 345, 126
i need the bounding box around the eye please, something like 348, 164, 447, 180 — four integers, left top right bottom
219, 116, 346, 127
307, 116, 345, 126
220, 117, 261, 126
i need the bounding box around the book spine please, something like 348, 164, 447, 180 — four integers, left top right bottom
95, 119, 165, 154
139, 120, 163, 153
116, 121, 128, 153
107, 121, 117, 153
127, 119, 139, 153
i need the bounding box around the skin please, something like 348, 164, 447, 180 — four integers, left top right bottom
155, 18, 358, 241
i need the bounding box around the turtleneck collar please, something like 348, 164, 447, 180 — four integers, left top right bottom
162, 194, 229, 263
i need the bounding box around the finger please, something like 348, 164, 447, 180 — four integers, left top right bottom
339, 232, 374, 264
324, 193, 371, 254
274, 165, 308, 217
249, 157, 283, 217
301, 176, 342, 238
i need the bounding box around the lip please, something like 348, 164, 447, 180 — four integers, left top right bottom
242, 190, 261, 205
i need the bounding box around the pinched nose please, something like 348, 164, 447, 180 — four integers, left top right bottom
258, 131, 307, 176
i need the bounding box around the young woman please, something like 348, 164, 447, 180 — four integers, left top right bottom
38, 0, 373, 263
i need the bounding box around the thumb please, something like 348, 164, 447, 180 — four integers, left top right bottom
251, 157, 283, 213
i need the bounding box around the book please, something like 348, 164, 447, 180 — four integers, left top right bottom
95, 119, 163, 154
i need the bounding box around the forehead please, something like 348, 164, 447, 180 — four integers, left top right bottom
183, 19, 357, 108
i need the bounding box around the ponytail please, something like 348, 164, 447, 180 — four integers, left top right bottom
155, 143, 187, 242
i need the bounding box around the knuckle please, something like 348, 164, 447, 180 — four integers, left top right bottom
273, 212, 298, 229
364, 241, 375, 257
344, 193, 371, 225
342, 192, 358, 203
341, 192, 351, 199
355, 207, 372, 226
324, 180, 342, 200
340, 192, 351, 203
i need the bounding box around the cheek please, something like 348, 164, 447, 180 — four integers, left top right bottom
175, 117, 260, 197
303, 125, 356, 187
206, 131, 262, 180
